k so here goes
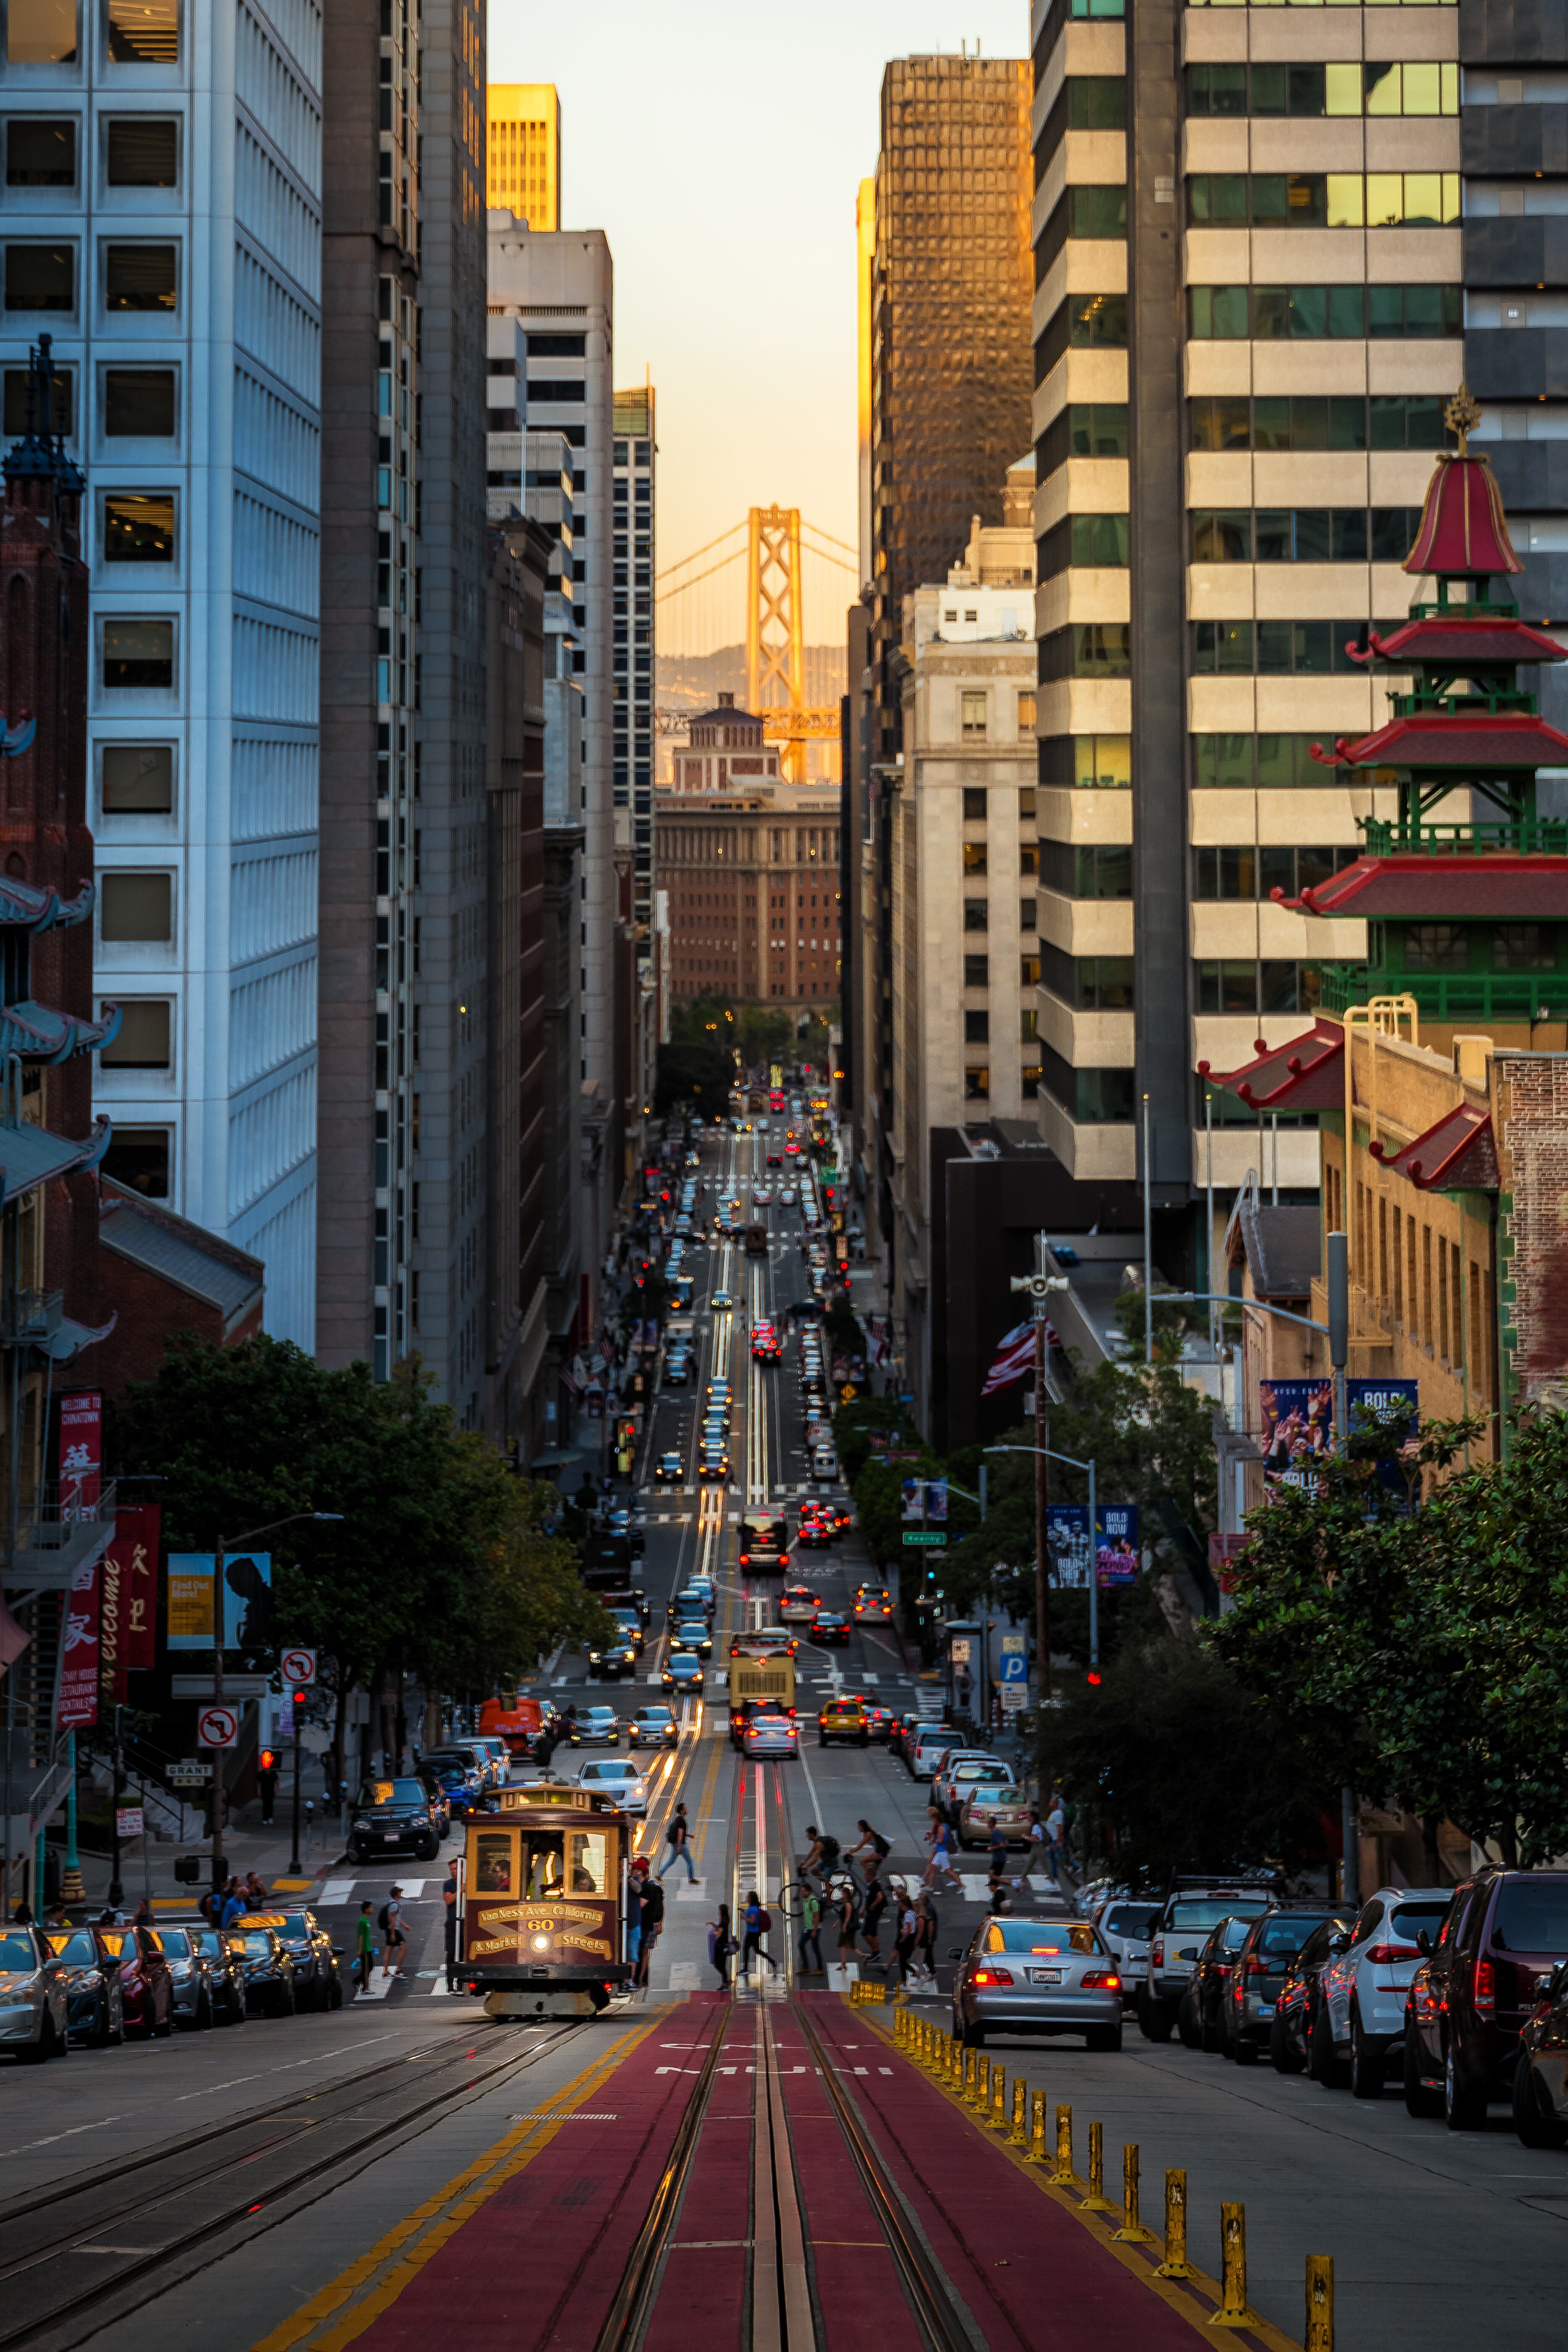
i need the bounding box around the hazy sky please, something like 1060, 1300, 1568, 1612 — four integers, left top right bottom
489, 0, 1028, 641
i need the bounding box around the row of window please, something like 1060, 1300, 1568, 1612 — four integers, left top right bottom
1190, 506, 1423, 562
4, 237, 176, 311
960, 786, 1037, 820
1192, 617, 1385, 674
960, 1009, 1039, 1043
962, 842, 1039, 877
2, 361, 173, 436
1187, 61, 1458, 118
1189, 282, 1462, 340
1036, 733, 1379, 792
1195, 960, 1322, 1012
1191, 844, 1360, 899
5, 113, 178, 186
1190, 393, 1450, 451
1188, 173, 1461, 229
964, 900, 1039, 935
6, 0, 178, 66
1372, 919, 1564, 974
963, 955, 1043, 989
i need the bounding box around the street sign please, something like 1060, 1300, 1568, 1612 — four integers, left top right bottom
115, 1806, 144, 1839
197, 1703, 239, 1749
903, 1531, 947, 1548
167, 1760, 212, 1785
997, 1651, 1029, 1685
280, 1646, 317, 1687
1000, 1684, 1027, 1713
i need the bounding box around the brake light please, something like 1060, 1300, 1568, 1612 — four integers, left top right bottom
1082, 1971, 1121, 1991
1474, 1956, 1496, 2014
739, 1552, 749, 1564
1215, 1963, 1232, 1978
1365, 1942, 1420, 1967
1246, 1955, 1269, 1975
1150, 1939, 1164, 1967
972, 1967, 1014, 1987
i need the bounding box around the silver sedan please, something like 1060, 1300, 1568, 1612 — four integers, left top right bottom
953, 1913, 1124, 2050
0, 1923, 70, 2062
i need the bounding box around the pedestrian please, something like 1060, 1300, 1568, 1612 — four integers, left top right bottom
1046, 1791, 1071, 1888
707, 1901, 734, 1989
354, 1900, 375, 1993
11, 1899, 32, 1924
219, 1879, 246, 1931
741, 1889, 776, 1977
658, 1802, 697, 1883
800, 1824, 839, 1892
303, 1797, 315, 1847
380, 1885, 407, 1977
846, 1818, 890, 1888
893, 1891, 918, 1989
627, 1856, 649, 1971
442, 1861, 458, 1990
634, 1871, 664, 1990
913, 1892, 939, 1990
986, 1829, 1012, 1914
244, 1869, 267, 1909
133, 1894, 154, 1928
1022, 1805, 1048, 1887
861, 1875, 887, 1970
834, 1876, 861, 1963
921, 1807, 961, 1894
798, 1884, 824, 1975
44, 1898, 68, 1931
257, 1755, 279, 1827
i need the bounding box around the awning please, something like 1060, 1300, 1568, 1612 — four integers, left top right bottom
1201, 1018, 1345, 1111
1370, 1103, 1498, 1191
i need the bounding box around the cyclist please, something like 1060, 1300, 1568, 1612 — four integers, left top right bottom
844, 1818, 890, 1888
801, 1825, 839, 1892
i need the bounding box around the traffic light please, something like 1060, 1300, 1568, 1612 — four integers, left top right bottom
1085, 1669, 1103, 1688
258, 1748, 277, 1773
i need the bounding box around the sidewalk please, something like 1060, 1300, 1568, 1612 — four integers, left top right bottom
63, 1786, 350, 1918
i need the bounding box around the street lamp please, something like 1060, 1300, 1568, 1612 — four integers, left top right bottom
1009, 1254, 1070, 1704
209, 1512, 342, 1905
985, 1443, 1100, 1670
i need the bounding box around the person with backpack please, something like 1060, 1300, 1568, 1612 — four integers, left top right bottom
801, 1825, 839, 1892
846, 1819, 890, 1887
707, 1901, 735, 1989
861, 1874, 888, 1969
658, 1802, 697, 1883
798, 1885, 824, 1975
380, 1886, 407, 1977
913, 1892, 939, 1990
921, 1806, 961, 1894
892, 1891, 919, 1989
634, 1871, 664, 1989
741, 1889, 776, 1977
354, 1900, 375, 1994
833, 1876, 861, 1964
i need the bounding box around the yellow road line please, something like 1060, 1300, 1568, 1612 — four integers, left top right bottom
251, 2013, 660, 2352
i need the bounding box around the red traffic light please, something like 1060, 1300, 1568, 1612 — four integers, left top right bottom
1086, 1669, 1103, 1686
291, 1688, 306, 1708
258, 1749, 277, 1772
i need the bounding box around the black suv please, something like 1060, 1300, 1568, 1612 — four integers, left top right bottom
265, 1908, 343, 2011
1224, 1905, 1348, 2065
347, 1773, 442, 1864
1268, 1914, 1354, 2075
1405, 1868, 1568, 2129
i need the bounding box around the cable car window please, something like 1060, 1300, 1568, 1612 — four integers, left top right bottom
524, 1833, 565, 1897
474, 1832, 513, 1895
570, 1831, 609, 1895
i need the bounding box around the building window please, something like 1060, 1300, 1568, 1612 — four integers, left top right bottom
1018, 691, 1036, 735
1194, 959, 1321, 1012
962, 841, 988, 875
5, 117, 75, 184
1040, 1048, 1136, 1122
1189, 507, 1422, 563
1188, 60, 1457, 117
1192, 620, 1370, 676
1068, 185, 1128, 238
1041, 842, 1132, 899
1187, 394, 1448, 453
1042, 945, 1135, 1009
99, 999, 171, 1067
1040, 513, 1129, 570
106, 0, 179, 63
101, 1123, 169, 1194
100, 742, 172, 812
1020, 897, 1037, 932
102, 490, 173, 561
1189, 283, 1461, 340
1191, 733, 1344, 789
1066, 75, 1126, 127
102, 365, 174, 435
102, 616, 172, 688
960, 691, 987, 738
1494, 923, 1556, 972
1021, 1009, 1038, 1041
1067, 293, 1128, 347
963, 898, 989, 934
1021, 953, 1040, 986
1040, 404, 1128, 472
7, 1, 77, 63
965, 1010, 989, 1044
1187, 172, 1460, 229
964, 955, 989, 988
106, 115, 177, 185
104, 241, 176, 310
100, 869, 172, 940
3, 361, 70, 433
964, 1066, 990, 1100
1191, 844, 1358, 898
1400, 923, 1469, 973
4, 242, 73, 311
962, 786, 987, 820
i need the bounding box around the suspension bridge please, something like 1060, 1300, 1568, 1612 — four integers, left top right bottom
655, 506, 861, 779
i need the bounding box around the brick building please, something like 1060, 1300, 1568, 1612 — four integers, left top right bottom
654, 783, 842, 1011
88, 1182, 264, 1392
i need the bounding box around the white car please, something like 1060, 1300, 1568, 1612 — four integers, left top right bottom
574, 1758, 649, 1816
933, 1751, 1016, 1814
1092, 1894, 1161, 2005
744, 1707, 799, 1759
1316, 1883, 1454, 2094
754, 1187, 772, 1206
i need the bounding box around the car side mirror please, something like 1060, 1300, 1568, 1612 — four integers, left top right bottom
948, 1947, 963, 1960
1415, 1929, 1432, 1956
1330, 1933, 1351, 1955
1536, 1969, 1555, 2000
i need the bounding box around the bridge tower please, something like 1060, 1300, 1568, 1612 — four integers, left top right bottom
746, 504, 806, 780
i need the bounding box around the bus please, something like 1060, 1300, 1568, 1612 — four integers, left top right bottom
727, 1639, 797, 1749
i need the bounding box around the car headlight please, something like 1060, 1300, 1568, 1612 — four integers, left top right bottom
354, 1816, 373, 1831
589, 1651, 601, 1661
169, 1962, 193, 1982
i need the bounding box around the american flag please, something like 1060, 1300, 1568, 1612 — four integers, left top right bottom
560, 1367, 581, 1399
981, 1320, 1039, 1396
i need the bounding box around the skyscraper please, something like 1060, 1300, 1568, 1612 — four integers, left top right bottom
612, 385, 656, 982
486, 83, 561, 230
0, 0, 325, 1344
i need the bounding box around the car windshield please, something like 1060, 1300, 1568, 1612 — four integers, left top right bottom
358, 1778, 426, 1808
670, 1653, 698, 1668
582, 1710, 614, 1725
1219, 1917, 1253, 1950
240, 1932, 275, 1956
1489, 1884, 1568, 1953
191, 1931, 227, 1958
48, 1929, 98, 1965
152, 1928, 193, 1958
1257, 1913, 1338, 1957
0, 1931, 37, 1968
1168, 1897, 1270, 1931
277, 1914, 311, 1936
986, 1919, 1097, 1953
1101, 1906, 1159, 1940
637, 1711, 674, 1727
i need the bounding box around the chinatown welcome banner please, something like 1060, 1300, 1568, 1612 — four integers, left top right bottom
58, 1390, 102, 1515
56, 1554, 102, 1728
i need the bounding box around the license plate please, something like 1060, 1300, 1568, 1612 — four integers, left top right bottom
1028, 1967, 1063, 1985
1256, 2003, 1274, 2018
383, 1834, 399, 1842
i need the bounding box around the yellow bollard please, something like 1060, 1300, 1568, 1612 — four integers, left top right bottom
1027, 2089, 1049, 2164
1079, 2120, 1119, 2213
966, 2049, 981, 2107
1209, 2203, 1262, 2327
1113, 2143, 1157, 2244
1010, 2077, 1028, 2146
1155, 2169, 1198, 2280
1053, 2103, 1084, 2189
977, 2055, 992, 2115
1305, 2255, 1334, 2352
991, 2067, 1008, 2132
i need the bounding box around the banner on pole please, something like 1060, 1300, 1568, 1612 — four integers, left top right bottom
58, 1390, 101, 1516
1045, 1505, 1141, 1589
56, 1555, 102, 1728
113, 1504, 160, 1671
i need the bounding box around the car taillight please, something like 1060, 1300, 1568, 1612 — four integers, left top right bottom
739, 1553, 749, 1564
972, 1967, 1013, 1987
1216, 1962, 1232, 1977
1151, 1939, 1164, 1967
1366, 1943, 1420, 1967
1082, 1970, 1121, 1991
1246, 1955, 1269, 1975
1474, 1956, 1496, 2013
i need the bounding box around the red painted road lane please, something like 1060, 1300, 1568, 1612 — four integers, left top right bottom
372, 2009, 727, 2352
771, 2012, 906, 2349
639, 2008, 755, 2352
804, 1998, 1210, 2352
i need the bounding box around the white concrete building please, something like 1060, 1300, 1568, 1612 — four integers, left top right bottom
0, 0, 323, 1345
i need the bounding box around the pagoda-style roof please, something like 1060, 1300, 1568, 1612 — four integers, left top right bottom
1370, 1102, 1498, 1192
1346, 616, 1566, 669
1288, 853, 1568, 919
0, 1112, 112, 1209
1310, 711, 1568, 773
0, 998, 121, 1064
1404, 452, 1522, 578
0, 876, 96, 933
1200, 1018, 1345, 1111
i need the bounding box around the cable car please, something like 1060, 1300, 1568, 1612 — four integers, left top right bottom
457, 1782, 633, 2021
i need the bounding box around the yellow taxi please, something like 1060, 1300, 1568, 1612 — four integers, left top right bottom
853, 1585, 893, 1621
817, 1694, 870, 1749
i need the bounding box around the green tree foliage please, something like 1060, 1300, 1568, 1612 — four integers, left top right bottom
1037, 1635, 1337, 1882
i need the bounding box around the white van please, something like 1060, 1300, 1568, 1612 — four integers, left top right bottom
811, 1444, 838, 1484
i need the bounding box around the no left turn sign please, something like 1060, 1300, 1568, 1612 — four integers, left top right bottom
280, 1648, 317, 1687
198, 1704, 239, 1749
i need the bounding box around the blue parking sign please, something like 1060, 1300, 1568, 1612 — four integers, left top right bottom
997, 1651, 1028, 1684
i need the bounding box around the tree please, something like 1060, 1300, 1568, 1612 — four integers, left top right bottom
654, 1039, 732, 1118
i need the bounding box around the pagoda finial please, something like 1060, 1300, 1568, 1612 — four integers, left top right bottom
1445, 384, 1482, 458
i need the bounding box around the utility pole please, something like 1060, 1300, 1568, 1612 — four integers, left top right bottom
1326, 1228, 1357, 1908
1010, 1241, 1069, 1708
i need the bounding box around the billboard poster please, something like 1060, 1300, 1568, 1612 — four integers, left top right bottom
99, 1537, 124, 1707
1259, 1378, 1419, 1495
56, 1554, 101, 1728
58, 1390, 101, 1516
167, 1555, 213, 1650
167, 1551, 273, 1650
1045, 1505, 1092, 1589
901, 1478, 925, 1521
1095, 1505, 1140, 1585
925, 1479, 948, 1524
1047, 1505, 1140, 1587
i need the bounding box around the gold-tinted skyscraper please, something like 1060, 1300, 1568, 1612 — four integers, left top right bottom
486, 83, 561, 228
871, 54, 1032, 751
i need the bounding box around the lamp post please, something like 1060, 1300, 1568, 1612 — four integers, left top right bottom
985, 1445, 1099, 1669
209, 1512, 342, 1905
1009, 1248, 1070, 1706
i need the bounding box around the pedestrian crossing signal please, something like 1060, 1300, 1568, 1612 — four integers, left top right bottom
258, 1749, 277, 1773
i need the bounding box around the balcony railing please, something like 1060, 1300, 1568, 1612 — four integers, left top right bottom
1360, 818, 1568, 858
1320, 964, 1568, 1021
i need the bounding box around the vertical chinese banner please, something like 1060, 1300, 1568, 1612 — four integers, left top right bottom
58, 1391, 103, 1517
115, 1504, 161, 1672
57, 1555, 103, 1728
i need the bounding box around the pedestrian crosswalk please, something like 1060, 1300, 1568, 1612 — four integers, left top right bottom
315, 1878, 427, 1907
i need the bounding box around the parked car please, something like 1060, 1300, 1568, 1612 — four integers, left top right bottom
906, 1724, 960, 1782
234, 1923, 298, 2018
1269, 1914, 1355, 2075
101, 1925, 175, 2039
818, 1695, 869, 1748
575, 1758, 648, 1815
189, 1925, 249, 2024
1317, 1882, 1453, 2098
953, 1912, 1123, 2051
0, 1923, 70, 2062
1181, 1915, 1256, 2051
1090, 1897, 1161, 2009
431, 1764, 486, 1820
627, 1705, 679, 1750
935, 1754, 1017, 1820
1403, 1869, 1568, 2127
46, 1925, 124, 2045
1222, 1905, 1349, 2065
348, 1774, 442, 1863
1138, 1879, 1275, 2042
1512, 1958, 1568, 2146
150, 1923, 225, 2032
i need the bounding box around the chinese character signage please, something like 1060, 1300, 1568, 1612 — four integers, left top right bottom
58, 1391, 101, 1516
56, 1555, 101, 1728
1045, 1505, 1141, 1588
114, 1505, 160, 1671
